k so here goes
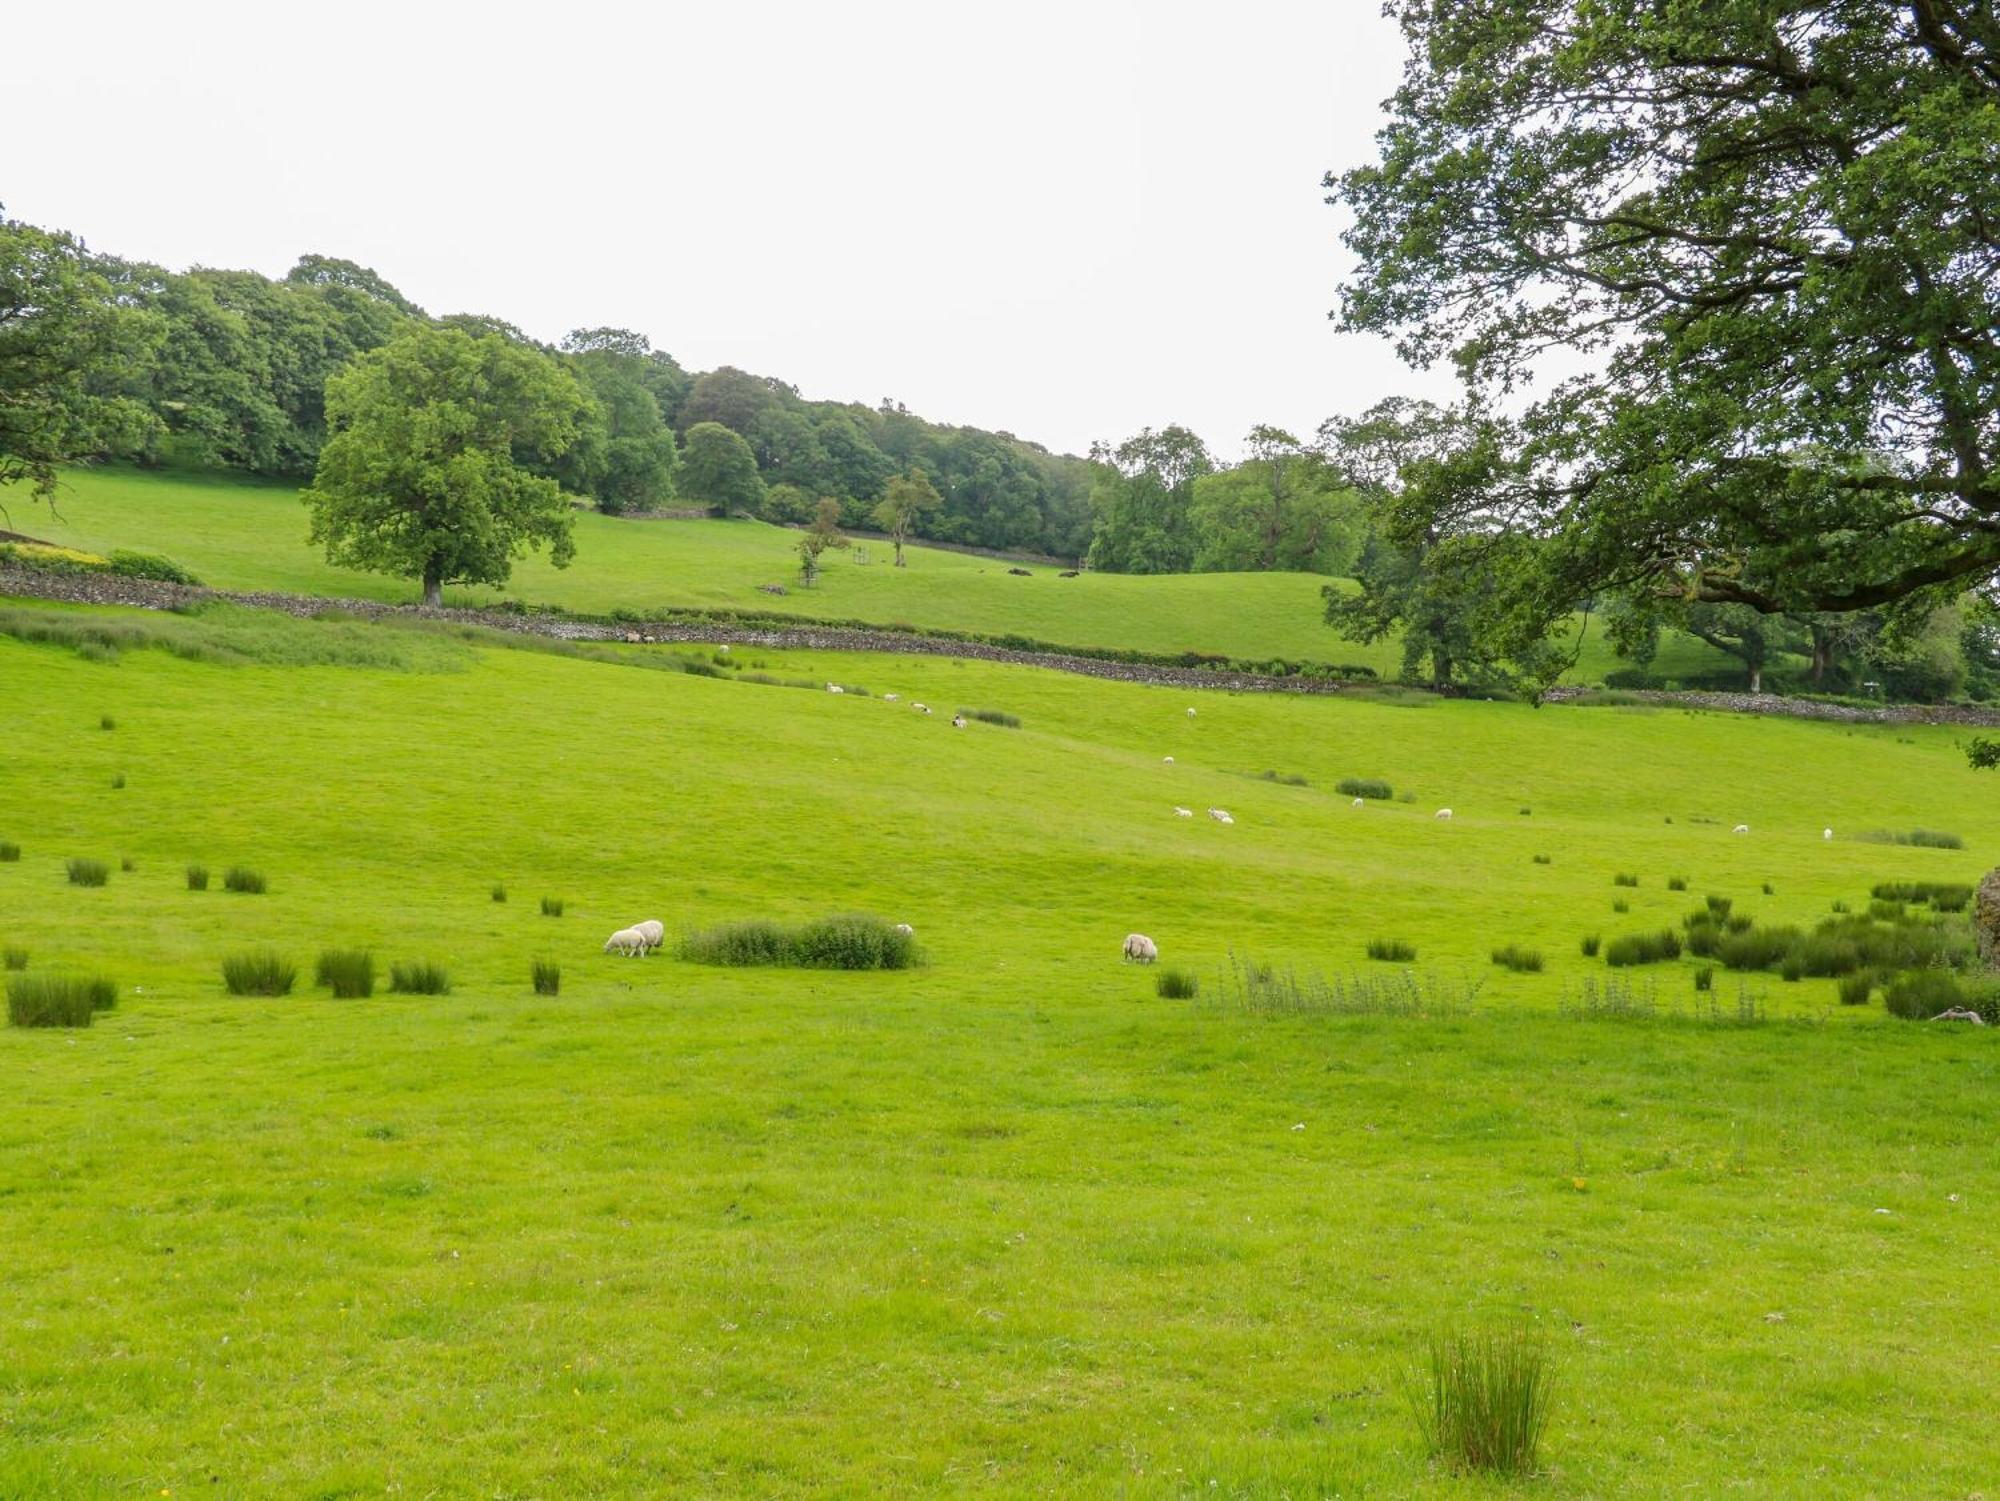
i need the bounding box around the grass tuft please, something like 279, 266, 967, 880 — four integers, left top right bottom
1335, 777, 1394, 801
960, 707, 1021, 728
531, 958, 561, 996
1155, 967, 1200, 999
389, 960, 452, 995
491, 884, 507, 903
1613, 872, 1639, 888
679, 915, 920, 970
1532, 853, 1552, 865
100, 714, 116, 731
1579, 934, 1600, 958
1366, 938, 1417, 962
3, 946, 26, 971
1604, 929, 1683, 966
1853, 828, 1964, 850
223, 866, 267, 894
0, 841, 18, 862
7, 973, 115, 1028
1838, 972, 1874, 1006
1667, 875, 1688, 891
1405, 1324, 1555, 1477
186, 864, 209, 890
541, 896, 564, 917
1490, 944, 1545, 973
66, 857, 109, 887
314, 949, 376, 998
221, 950, 296, 996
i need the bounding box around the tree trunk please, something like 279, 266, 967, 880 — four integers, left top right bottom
422, 559, 444, 608
894, 535, 906, 567
1749, 663, 1763, 694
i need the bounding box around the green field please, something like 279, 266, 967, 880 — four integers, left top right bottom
23, 465, 1746, 681
2, 598, 1995, 1496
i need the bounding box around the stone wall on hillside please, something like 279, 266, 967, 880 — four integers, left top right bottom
1978, 868, 2000, 971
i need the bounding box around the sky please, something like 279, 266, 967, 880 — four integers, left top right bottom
7, 0, 1453, 460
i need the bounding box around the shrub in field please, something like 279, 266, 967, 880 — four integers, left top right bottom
221, 950, 295, 996
1838, 973, 1874, 1006
491, 884, 507, 903
223, 866, 267, 894
1667, 875, 1688, 891
1693, 965, 1714, 992
1406, 1325, 1555, 1477
1366, 938, 1418, 962
1854, 828, 1964, 850
1579, 934, 1600, 958
1610, 898, 1630, 914
389, 960, 451, 995
1868, 899, 1906, 923
1613, 873, 1639, 888
1762, 882, 1775, 895
314, 949, 376, 998
1724, 912, 1753, 934
1604, 929, 1682, 966
1155, 967, 1199, 999
1532, 854, 1551, 865
1705, 895, 1733, 919
531, 959, 561, 996
1787, 933, 1862, 978
541, 896, 564, 917
186, 864, 209, 890
1872, 881, 1974, 911
1683, 915, 1722, 958
791, 916, 920, 970
1717, 926, 1800, 972
0, 841, 18, 862
7, 973, 114, 1028
100, 714, 116, 731
110, 773, 125, 789
961, 708, 1021, 728
107, 549, 201, 585
680, 919, 791, 966
3, 946, 26, 971
66, 858, 109, 887
1883, 969, 1967, 1019
1335, 776, 1394, 800
119, 856, 135, 872
1490, 945, 1544, 973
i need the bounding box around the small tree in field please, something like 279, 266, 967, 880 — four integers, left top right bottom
304, 325, 588, 605
1971, 736, 1999, 772
871, 468, 942, 566
797, 496, 848, 586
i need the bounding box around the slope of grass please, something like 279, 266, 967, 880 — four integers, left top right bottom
0, 602, 1994, 1495
25, 464, 1745, 680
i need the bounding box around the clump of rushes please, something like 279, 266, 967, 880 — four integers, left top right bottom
1838, 973, 1874, 1006
110, 773, 125, 789
7, 973, 115, 1028
3, 947, 26, 971
314, 949, 376, 999
1693, 965, 1714, 992
1667, 876, 1687, 891
120, 856, 135, 872
1405, 1324, 1556, 1477
1611, 898, 1630, 914
1366, 938, 1417, 962
389, 960, 451, 995
1613, 873, 1639, 888
1490, 945, 1544, 973
1604, 929, 1682, 966
531, 959, 561, 995
100, 714, 116, 731
1532, 854, 1551, 865
223, 866, 267, 894
186, 864, 209, 890
0, 841, 19, 862
540, 896, 564, 917
1579, 934, 1601, 958
1155, 967, 1199, 999
66, 858, 109, 887
221, 950, 295, 996
491, 884, 507, 903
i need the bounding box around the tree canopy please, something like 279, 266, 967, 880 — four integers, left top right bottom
303, 325, 588, 605
872, 469, 943, 565
1332, 1, 2000, 649
678, 421, 764, 516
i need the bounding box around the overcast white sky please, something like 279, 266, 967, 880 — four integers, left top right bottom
8, 0, 1451, 459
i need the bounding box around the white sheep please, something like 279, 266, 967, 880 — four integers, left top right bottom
1123, 932, 1158, 964
634, 919, 664, 952
827, 684, 844, 694
951, 713, 967, 728
913, 703, 931, 714
603, 927, 648, 958
1186, 707, 1197, 718
1733, 823, 1750, 834
1435, 808, 1453, 820
1352, 797, 1364, 808
1173, 806, 1193, 818
1209, 807, 1234, 824
1823, 828, 1833, 840
893, 923, 914, 937
884, 693, 900, 702
1163, 755, 1175, 764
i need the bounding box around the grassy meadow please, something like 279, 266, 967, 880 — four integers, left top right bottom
22, 465, 1748, 681
2, 598, 1997, 1496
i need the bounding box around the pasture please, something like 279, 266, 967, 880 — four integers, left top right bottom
2, 598, 1997, 1496
23, 465, 1747, 681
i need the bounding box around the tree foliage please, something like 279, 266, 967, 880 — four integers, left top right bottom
303, 326, 588, 605
1189, 426, 1362, 574
1086, 425, 1214, 574
678, 421, 764, 516
1333, 1, 2000, 648
872, 469, 944, 565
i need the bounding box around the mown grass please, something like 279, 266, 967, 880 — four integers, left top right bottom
0, 601, 1997, 1494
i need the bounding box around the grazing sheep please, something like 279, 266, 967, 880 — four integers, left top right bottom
893, 923, 914, 937
1352, 797, 1365, 808
913, 703, 931, 714
1208, 807, 1234, 824
1163, 755, 1175, 764
635, 919, 665, 952
1186, 707, 1197, 718
884, 693, 900, 702
1174, 806, 1194, 818
1123, 933, 1158, 964
1435, 808, 1453, 820
1733, 823, 1750, 834
603, 927, 648, 958
827, 684, 844, 694
951, 713, 967, 728
1823, 827, 1833, 840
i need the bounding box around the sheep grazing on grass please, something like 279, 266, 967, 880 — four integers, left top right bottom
1123, 933, 1158, 964
1186, 707, 1197, 718
827, 684, 844, 694
1163, 755, 1175, 764
1208, 808, 1234, 824
1173, 806, 1193, 818
1733, 823, 1750, 834
634, 919, 664, 952
952, 713, 967, 728
1352, 797, 1364, 808
913, 703, 931, 715
1435, 808, 1453, 820
884, 693, 900, 702
893, 923, 914, 937
603, 927, 648, 958
1823, 828, 1833, 840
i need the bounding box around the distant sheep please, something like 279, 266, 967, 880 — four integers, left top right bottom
1186, 707, 1197, 718
951, 713, 967, 728
893, 923, 914, 937
1123, 933, 1158, 964
1163, 755, 1175, 764
1435, 808, 1453, 820
914, 703, 931, 714
1352, 797, 1364, 808
884, 693, 900, 702
1173, 806, 1193, 818
827, 684, 844, 694
1209, 807, 1234, 824
603, 927, 648, 958
635, 919, 664, 952
1733, 824, 1750, 834
1823, 827, 1833, 840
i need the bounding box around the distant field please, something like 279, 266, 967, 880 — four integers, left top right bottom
1, 598, 1995, 1495
26, 465, 1748, 680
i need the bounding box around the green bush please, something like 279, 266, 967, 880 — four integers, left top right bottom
223, 866, 267, 894
531, 958, 561, 996
1667, 875, 1687, 891
107, 549, 201, 585
961, 708, 1021, 728
1717, 925, 1800, 972
7, 973, 114, 1028
0, 841, 18, 862
1604, 929, 1682, 966
66, 857, 109, 887
1871, 881, 1974, 911
1335, 777, 1394, 801
1883, 969, 1967, 1020
1610, 898, 1630, 914
222, 950, 295, 996
1366, 938, 1418, 962
389, 960, 451, 995
1155, 967, 1200, 999
314, 949, 376, 999
1490, 945, 1544, 973
540, 896, 564, 917
3, 946, 26, 971
1579, 934, 1600, 958
680, 919, 791, 966
1855, 828, 1964, 849
186, 864, 209, 890
1787, 933, 1862, 978
99, 714, 116, 731
1705, 895, 1733, 919
1532, 854, 1551, 865
1406, 1325, 1555, 1477
678, 915, 919, 970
